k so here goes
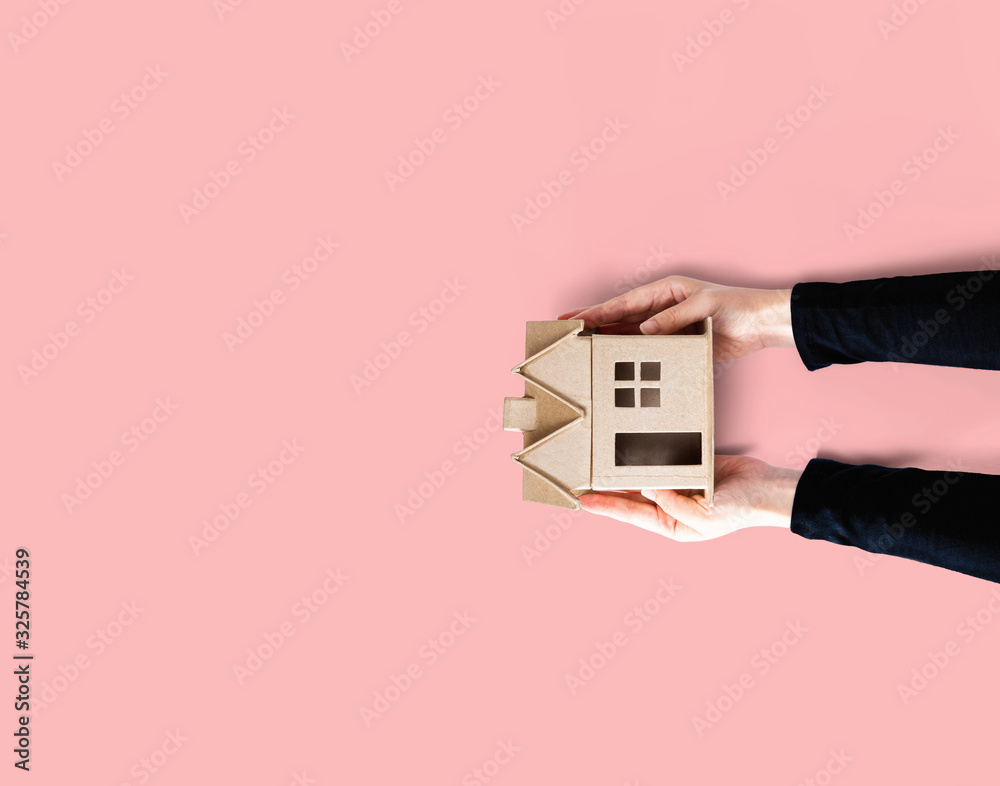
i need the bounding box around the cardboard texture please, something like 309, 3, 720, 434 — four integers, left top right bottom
504, 319, 715, 509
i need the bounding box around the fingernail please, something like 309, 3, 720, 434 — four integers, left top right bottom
640, 489, 655, 500
639, 320, 660, 335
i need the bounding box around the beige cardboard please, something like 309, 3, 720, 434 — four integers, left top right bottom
504, 318, 714, 509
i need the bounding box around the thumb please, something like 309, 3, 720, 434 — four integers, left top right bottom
639, 295, 710, 335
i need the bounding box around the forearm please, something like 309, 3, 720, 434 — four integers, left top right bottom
789, 270, 1000, 370
791, 458, 1000, 583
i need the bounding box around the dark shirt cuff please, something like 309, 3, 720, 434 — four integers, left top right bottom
790, 272, 1000, 371
791, 457, 1000, 584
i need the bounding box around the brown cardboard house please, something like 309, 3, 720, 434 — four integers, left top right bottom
503, 319, 714, 509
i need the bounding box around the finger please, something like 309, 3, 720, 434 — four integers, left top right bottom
689, 493, 712, 509
606, 312, 663, 325
581, 492, 704, 541
639, 294, 712, 335
598, 320, 703, 335
594, 490, 649, 504
580, 492, 658, 525
558, 304, 655, 321
641, 488, 711, 531
581, 314, 662, 334
593, 321, 643, 335
573, 283, 679, 329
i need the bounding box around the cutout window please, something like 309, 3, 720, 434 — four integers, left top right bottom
614, 432, 702, 466
615, 361, 662, 407
640, 362, 660, 381
615, 362, 635, 381
615, 388, 635, 407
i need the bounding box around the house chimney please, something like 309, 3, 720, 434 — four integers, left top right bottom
503, 397, 537, 432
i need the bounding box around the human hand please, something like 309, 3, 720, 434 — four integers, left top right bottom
578, 455, 802, 541
558, 276, 794, 362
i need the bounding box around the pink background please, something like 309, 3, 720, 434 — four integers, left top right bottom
5, 0, 1000, 783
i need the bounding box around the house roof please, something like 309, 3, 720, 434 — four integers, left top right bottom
508, 320, 591, 509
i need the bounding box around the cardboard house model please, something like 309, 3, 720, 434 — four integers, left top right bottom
503, 319, 714, 509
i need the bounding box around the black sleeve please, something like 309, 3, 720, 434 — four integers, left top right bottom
791, 458, 1000, 584
791, 270, 1000, 370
